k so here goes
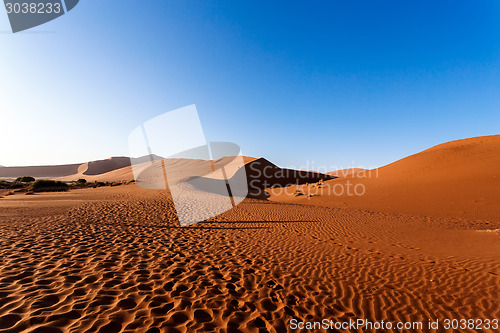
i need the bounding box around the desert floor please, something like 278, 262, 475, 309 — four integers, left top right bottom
0, 185, 498, 333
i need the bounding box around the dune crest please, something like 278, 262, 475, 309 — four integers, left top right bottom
327, 168, 367, 178
271, 135, 500, 221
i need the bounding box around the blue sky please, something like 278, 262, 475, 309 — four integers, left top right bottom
1, 0, 499, 169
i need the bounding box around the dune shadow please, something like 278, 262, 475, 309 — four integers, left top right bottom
186, 157, 336, 200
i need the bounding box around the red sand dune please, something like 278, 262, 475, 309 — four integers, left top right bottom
0, 157, 132, 181
82, 157, 132, 175
270, 135, 500, 221
0, 156, 260, 184
327, 168, 367, 178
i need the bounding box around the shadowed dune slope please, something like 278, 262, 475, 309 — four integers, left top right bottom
271, 135, 500, 221
126, 156, 334, 199
83, 157, 132, 175
241, 158, 336, 199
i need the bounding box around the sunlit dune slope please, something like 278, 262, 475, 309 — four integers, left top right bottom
82, 157, 132, 175
270, 135, 500, 221
327, 168, 367, 177
55, 166, 135, 183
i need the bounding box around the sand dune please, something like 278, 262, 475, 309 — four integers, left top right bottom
0, 157, 131, 181
230, 158, 335, 199
327, 168, 367, 178
55, 166, 135, 183
271, 135, 500, 221
0, 163, 81, 180
0, 135, 498, 332
83, 157, 132, 176
1, 156, 260, 184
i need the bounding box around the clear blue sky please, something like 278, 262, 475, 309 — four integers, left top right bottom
1, 0, 499, 169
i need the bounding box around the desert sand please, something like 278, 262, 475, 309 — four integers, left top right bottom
0, 136, 499, 332
271, 135, 500, 221
326, 168, 367, 178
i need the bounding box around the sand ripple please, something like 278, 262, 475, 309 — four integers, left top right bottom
0, 186, 498, 332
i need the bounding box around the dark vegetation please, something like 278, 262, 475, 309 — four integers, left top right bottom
30, 180, 69, 192
15, 176, 35, 183
0, 177, 134, 197
0, 179, 33, 189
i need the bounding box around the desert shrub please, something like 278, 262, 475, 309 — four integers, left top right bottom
0, 180, 11, 189
77, 178, 87, 184
15, 176, 35, 183
30, 180, 69, 192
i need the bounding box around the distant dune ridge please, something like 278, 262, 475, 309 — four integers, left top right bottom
0, 157, 128, 180
1, 135, 499, 220
0, 156, 164, 182
0, 155, 335, 192
0, 162, 82, 179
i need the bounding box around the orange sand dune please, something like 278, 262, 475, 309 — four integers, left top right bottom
82, 157, 132, 175
271, 135, 500, 221
55, 166, 135, 183
1, 156, 259, 184
0, 136, 499, 332
0, 157, 132, 181
327, 168, 367, 178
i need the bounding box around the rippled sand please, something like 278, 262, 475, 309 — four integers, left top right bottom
0, 185, 498, 333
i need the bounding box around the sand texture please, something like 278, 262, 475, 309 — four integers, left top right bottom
0, 189, 498, 332
271, 135, 500, 221
0, 136, 499, 332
